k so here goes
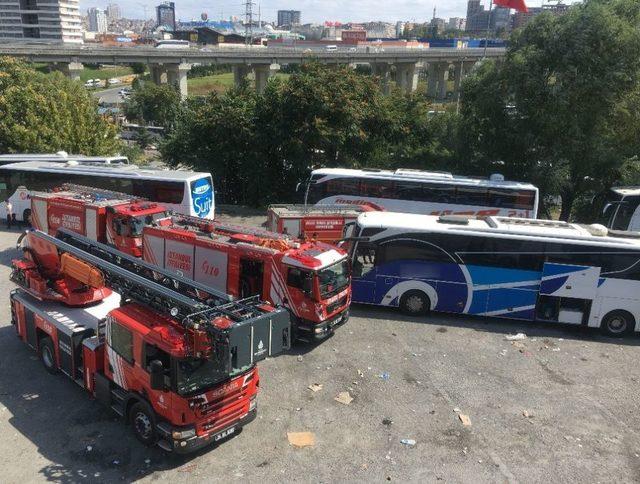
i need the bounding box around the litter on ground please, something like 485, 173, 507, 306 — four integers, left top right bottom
334, 391, 353, 405
287, 432, 316, 448
459, 414, 472, 426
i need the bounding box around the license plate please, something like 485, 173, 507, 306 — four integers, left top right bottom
329, 316, 342, 327
214, 426, 235, 441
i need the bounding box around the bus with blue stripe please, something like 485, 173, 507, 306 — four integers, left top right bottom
348, 212, 640, 336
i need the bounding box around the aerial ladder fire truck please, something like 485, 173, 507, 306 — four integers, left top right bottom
30, 184, 168, 257
29, 185, 352, 342
143, 215, 351, 342
10, 228, 291, 453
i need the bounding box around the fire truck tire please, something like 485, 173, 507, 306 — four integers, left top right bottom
129, 401, 158, 446
39, 337, 58, 375
399, 290, 431, 316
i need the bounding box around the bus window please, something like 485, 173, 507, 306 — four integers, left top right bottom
456, 187, 487, 206
353, 242, 377, 277
327, 178, 360, 196
395, 181, 423, 201
611, 203, 634, 230
379, 239, 451, 264
426, 184, 455, 203
154, 182, 185, 204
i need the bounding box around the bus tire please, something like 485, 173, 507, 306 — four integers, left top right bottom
399, 290, 430, 316
40, 336, 58, 375
129, 401, 158, 446
600, 310, 635, 337
23, 209, 31, 227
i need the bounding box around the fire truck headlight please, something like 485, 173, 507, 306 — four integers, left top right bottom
249, 397, 257, 412
172, 428, 196, 440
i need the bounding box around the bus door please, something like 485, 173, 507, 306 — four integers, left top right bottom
537, 263, 600, 324
351, 242, 378, 304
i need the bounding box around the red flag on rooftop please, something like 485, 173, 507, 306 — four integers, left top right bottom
493, 0, 528, 13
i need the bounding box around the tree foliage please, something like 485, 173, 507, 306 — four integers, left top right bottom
124, 81, 182, 128
0, 57, 119, 155
162, 64, 453, 206
459, 0, 640, 220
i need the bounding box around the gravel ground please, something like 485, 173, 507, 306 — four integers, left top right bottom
1, 210, 640, 483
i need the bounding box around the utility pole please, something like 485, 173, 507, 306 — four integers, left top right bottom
244, 0, 255, 46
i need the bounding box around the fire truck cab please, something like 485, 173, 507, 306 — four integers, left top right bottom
31, 186, 168, 257
143, 218, 352, 342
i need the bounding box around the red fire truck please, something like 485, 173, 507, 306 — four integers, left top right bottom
11, 228, 290, 452
30, 184, 168, 257
266, 204, 381, 243
143, 217, 351, 342
29, 185, 352, 341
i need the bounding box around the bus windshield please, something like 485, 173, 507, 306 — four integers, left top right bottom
317, 260, 350, 299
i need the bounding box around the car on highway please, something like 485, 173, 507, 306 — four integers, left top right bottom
108, 78, 121, 85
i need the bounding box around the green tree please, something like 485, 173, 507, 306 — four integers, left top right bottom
162, 63, 453, 207
460, 0, 640, 220
0, 57, 119, 155
131, 63, 146, 75
124, 81, 181, 128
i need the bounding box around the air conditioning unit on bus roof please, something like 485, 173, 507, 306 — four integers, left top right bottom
394, 169, 453, 179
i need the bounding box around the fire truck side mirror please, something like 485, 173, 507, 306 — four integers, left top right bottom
149, 360, 164, 391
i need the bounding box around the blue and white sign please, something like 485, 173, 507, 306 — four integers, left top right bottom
191, 178, 213, 217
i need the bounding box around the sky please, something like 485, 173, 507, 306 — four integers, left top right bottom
79, 0, 513, 24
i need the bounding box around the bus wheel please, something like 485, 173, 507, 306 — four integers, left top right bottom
400, 290, 430, 316
600, 310, 635, 337
23, 209, 31, 227
40, 336, 58, 375
129, 402, 158, 446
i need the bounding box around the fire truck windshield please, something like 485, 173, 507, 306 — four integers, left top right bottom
130, 213, 167, 236
317, 260, 350, 299
176, 357, 248, 396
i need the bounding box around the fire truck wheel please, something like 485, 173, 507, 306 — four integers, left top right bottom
600, 310, 635, 336
399, 290, 431, 316
129, 402, 158, 446
40, 337, 58, 374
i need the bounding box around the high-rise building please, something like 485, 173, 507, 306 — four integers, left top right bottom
465, 0, 510, 34
395, 21, 405, 38
277, 10, 301, 29
156, 1, 176, 31
447, 17, 466, 31
512, 2, 570, 29
87, 7, 107, 33
106, 3, 120, 21
0, 0, 83, 43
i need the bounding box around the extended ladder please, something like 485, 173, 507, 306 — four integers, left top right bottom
50, 228, 282, 327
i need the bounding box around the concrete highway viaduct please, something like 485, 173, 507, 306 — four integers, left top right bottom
0, 44, 506, 99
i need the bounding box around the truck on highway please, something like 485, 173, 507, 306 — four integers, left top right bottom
11, 228, 290, 452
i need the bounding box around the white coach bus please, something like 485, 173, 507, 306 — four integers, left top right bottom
0, 161, 214, 222
349, 212, 640, 336
599, 187, 640, 231
303, 168, 539, 218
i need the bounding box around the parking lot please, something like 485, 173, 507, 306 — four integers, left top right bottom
1, 210, 640, 483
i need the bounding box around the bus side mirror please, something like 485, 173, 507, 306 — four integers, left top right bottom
602, 203, 612, 215
295, 182, 302, 192
149, 360, 164, 391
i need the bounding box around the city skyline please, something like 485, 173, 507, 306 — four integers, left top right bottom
78, 0, 576, 24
